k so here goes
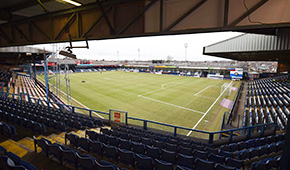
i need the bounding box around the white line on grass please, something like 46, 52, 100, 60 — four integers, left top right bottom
139, 81, 187, 96
195, 95, 216, 100
139, 95, 205, 114
194, 85, 211, 96
37, 76, 104, 119
186, 81, 233, 136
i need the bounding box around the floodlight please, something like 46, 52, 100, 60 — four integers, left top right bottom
62, 0, 82, 6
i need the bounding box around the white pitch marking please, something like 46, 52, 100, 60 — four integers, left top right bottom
37, 76, 104, 119
194, 85, 211, 96
139, 81, 187, 96
195, 95, 216, 100
161, 84, 166, 89
139, 95, 205, 114
186, 81, 233, 136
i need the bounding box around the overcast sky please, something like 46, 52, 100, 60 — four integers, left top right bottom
32, 31, 243, 61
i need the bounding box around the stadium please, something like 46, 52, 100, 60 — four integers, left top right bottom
0, 0, 289, 170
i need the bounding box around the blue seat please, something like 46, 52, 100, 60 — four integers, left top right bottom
161, 149, 176, 164
219, 150, 233, 157
146, 145, 160, 159
19, 160, 37, 170
97, 160, 119, 170
208, 153, 225, 164
76, 153, 95, 170
205, 147, 218, 155
48, 144, 63, 164
35, 138, 51, 156
152, 140, 164, 149
101, 128, 111, 135
0, 145, 7, 154
33, 123, 45, 134
180, 141, 192, 148
229, 143, 239, 152
135, 153, 153, 170
132, 142, 145, 155
2, 122, 16, 137
194, 158, 214, 170
215, 163, 236, 170
62, 148, 78, 168
86, 130, 97, 141
91, 140, 103, 157
77, 137, 91, 152
56, 121, 66, 131
107, 136, 119, 147
0, 155, 11, 170
219, 145, 230, 152
251, 161, 266, 170
192, 143, 205, 151
6, 151, 21, 164
97, 133, 108, 144
178, 146, 192, 156
164, 143, 178, 152
130, 134, 140, 143
119, 138, 131, 151
225, 157, 244, 169
192, 150, 207, 161
176, 153, 194, 169
65, 133, 78, 147
103, 144, 118, 162
154, 159, 174, 170
249, 148, 259, 159
119, 132, 129, 140
141, 137, 152, 146
175, 165, 193, 170
118, 148, 135, 167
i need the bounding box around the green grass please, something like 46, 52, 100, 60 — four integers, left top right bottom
40, 71, 240, 137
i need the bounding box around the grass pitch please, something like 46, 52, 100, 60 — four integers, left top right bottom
42, 71, 240, 137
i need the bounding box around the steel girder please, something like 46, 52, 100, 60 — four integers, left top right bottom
0, 0, 290, 47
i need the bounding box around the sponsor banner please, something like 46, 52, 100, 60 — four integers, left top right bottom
220, 98, 233, 109
230, 70, 243, 79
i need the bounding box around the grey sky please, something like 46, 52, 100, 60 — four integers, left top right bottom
33, 31, 243, 61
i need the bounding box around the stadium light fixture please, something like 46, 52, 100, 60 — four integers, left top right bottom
61, 0, 82, 6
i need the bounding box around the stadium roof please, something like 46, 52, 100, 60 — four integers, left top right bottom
203, 28, 290, 61
0, 46, 52, 64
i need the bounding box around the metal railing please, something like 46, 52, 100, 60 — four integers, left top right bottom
1, 92, 277, 144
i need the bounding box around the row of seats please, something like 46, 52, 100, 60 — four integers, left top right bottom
0, 97, 103, 129
237, 140, 284, 160
0, 109, 52, 134
66, 132, 244, 170
220, 133, 285, 152
250, 155, 281, 170
111, 126, 207, 148
85, 130, 233, 158
33, 137, 123, 170
0, 145, 36, 170
0, 121, 16, 137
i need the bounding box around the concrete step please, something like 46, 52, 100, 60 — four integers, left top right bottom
0, 139, 33, 158
17, 137, 35, 151
46, 134, 65, 145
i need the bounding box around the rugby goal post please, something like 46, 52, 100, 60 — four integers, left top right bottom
109, 109, 128, 126
221, 82, 233, 96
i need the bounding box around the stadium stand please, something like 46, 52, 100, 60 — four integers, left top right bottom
0, 70, 287, 170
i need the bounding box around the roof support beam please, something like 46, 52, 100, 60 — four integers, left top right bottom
30, 21, 51, 40
223, 0, 229, 27
159, 0, 163, 32
37, 0, 49, 13
0, 29, 13, 43
117, 0, 158, 35
96, 0, 115, 35
81, 6, 112, 38
229, 0, 268, 27
13, 25, 30, 42
164, 0, 207, 32
54, 13, 76, 40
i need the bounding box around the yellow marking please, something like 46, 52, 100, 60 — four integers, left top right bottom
0, 140, 29, 158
